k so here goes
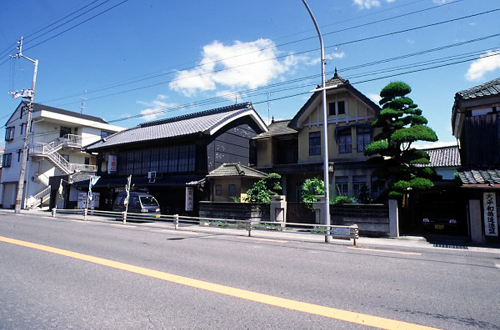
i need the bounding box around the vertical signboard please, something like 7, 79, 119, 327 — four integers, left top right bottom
185, 186, 194, 211
108, 155, 117, 174
483, 192, 498, 236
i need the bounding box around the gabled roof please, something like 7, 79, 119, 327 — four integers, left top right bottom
288, 70, 381, 128
253, 119, 297, 139
85, 102, 267, 150
455, 77, 500, 100
206, 163, 267, 178
5, 101, 109, 126
419, 145, 461, 168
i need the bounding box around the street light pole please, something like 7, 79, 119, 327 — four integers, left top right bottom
300, 0, 331, 243
10, 37, 39, 214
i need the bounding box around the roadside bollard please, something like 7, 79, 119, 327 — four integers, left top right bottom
52, 207, 56, 218
351, 224, 359, 246
83, 208, 88, 221
174, 214, 179, 229
122, 211, 127, 224
246, 220, 252, 237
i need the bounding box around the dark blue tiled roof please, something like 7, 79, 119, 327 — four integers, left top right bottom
418, 145, 461, 168
456, 77, 500, 100
86, 102, 260, 150
254, 120, 297, 139
458, 169, 500, 185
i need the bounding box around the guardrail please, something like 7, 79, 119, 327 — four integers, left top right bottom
52, 209, 359, 245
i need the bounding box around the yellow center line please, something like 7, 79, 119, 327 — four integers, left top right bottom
348, 247, 422, 256
0, 235, 439, 330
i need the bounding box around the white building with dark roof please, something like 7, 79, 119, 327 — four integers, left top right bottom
1, 101, 124, 209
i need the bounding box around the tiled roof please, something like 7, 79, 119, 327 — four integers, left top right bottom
458, 169, 500, 185
32, 102, 108, 124
456, 77, 500, 100
325, 68, 350, 87
206, 163, 267, 178
253, 120, 297, 139
86, 102, 261, 150
419, 145, 461, 168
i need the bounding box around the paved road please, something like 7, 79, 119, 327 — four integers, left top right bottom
0, 212, 499, 329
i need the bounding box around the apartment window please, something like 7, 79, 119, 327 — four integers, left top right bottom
5, 127, 15, 141
338, 128, 352, 154
309, 132, 321, 156
17, 149, 23, 162
20, 123, 25, 135
84, 157, 90, 165
356, 126, 371, 153
353, 175, 367, 199
335, 176, 349, 196
215, 185, 222, 196
328, 101, 345, 116
228, 184, 236, 197
3, 153, 12, 167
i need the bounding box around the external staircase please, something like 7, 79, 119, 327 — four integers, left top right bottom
29, 134, 97, 175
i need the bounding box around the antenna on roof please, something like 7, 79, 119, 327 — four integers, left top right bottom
80, 95, 87, 114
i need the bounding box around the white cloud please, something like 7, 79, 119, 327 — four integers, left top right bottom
353, 0, 381, 9
406, 39, 415, 45
169, 39, 296, 97
138, 95, 177, 121
465, 50, 500, 81
367, 93, 382, 104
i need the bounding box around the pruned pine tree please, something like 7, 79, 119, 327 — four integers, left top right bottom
364, 81, 438, 198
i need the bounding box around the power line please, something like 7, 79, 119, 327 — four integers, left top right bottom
24, 0, 129, 52
23, 0, 102, 41
36, 0, 469, 104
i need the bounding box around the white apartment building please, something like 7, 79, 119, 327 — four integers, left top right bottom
1, 101, 124, 209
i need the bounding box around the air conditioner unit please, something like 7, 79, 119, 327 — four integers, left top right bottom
148, 171, 156, 179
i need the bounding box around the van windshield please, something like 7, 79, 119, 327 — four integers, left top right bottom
140, 196, 159, 206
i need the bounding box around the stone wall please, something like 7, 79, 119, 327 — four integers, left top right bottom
330, 204, 389, 237
199, 201, 270, 222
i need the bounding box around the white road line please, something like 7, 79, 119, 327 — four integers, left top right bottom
348, 247, 421, 256
238, 237, 288, 243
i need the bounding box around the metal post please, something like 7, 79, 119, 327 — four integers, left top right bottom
174, 214, 179, 229
11, 37, 38, 214
301, 0, 331, 243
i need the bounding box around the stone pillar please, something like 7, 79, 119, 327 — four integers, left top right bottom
270, 195, 286, 225
388, 198, 399, 238
312, 196, 326, 225
469, 199, 484, 244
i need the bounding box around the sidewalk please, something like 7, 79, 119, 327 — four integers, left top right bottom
3, 208, 500, 255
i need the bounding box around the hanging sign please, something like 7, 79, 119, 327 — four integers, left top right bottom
483, 192, 498, 237
108, 155, 117, 174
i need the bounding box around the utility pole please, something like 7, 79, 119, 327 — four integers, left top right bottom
9, 37, 39, 214
300, 0, 331, 243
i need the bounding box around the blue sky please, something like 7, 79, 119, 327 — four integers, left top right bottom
1, 0, 499, 151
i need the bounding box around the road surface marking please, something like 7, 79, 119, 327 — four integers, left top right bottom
0, 235, 440, 330
238, 237, 288, 243
348, 247, 421, 256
